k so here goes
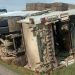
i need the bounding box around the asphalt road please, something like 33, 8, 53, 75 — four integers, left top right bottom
0, 64, 19, 75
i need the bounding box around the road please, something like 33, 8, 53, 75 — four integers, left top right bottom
0, 64, 20, 75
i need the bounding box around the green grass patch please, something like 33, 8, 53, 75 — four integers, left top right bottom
52, 63, 75, 75
1, 59, 75, 75
0, 60, 35, 75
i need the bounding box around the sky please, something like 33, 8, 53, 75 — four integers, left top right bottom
0, 0, 75, 11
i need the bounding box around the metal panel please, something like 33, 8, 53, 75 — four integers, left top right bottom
8, 17, 21, 32
22, 23, 41, 70
0, 27, 9, 34
0, 19, 8, 27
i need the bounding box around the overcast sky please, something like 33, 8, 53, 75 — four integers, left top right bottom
0, 0, 75, 11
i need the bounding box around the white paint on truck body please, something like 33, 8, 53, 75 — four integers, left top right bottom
22, 23, 41, 70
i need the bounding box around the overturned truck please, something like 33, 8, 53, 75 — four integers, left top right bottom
18, 9, 75, 72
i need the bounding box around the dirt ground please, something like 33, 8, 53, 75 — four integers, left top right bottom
0, 64, 20, 75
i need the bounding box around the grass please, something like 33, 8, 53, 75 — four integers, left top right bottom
52, 63, 75, 75
0, 60, 35, 75
1, 59, 75, 75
